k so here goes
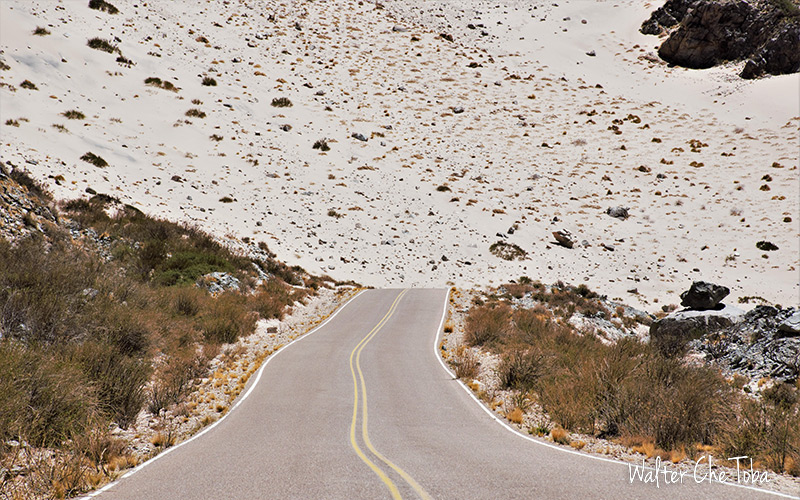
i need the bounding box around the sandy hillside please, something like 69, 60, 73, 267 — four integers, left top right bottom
0, 0, 797, 309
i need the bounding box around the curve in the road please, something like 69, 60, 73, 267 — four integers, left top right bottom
432, 288, 799, 500
84, 289, 366, 499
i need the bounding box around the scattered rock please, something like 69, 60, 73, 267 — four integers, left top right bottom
552, 230, 575, 249
756, 240, 778, 251
586, 50, 596, 57
680, 281, 730, 310
196, 272, 241, 294
452, 106, 465, 114
392, 25, 408, 32
606, 206, 629, 219
351, 133, 368, 142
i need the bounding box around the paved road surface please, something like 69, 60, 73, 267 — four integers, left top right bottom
95, 289, 792, 499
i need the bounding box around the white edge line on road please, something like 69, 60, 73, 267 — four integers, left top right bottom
83, 289, 366, 499
432, 288, 800, 500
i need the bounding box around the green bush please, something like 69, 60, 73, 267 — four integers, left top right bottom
154, 250, 235, 286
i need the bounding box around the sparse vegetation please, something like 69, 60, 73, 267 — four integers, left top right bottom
87, 37, 118, 54
5, 119, 19, 127
201, 76, 217, 86
327, 209, 343, 219
33, 26, 51, 36
80, 152, 108, 168
210, 134, 223, 142
20, 80, 38, 90
144, 77, 178, 92
63, 110, 86, 120
457, 285, 800, 477
116, 55, 134, 67
88, 0, 119, 14
271, 97, 293, 108
489, 241, 526, 261
186, 109, 207, 118
312, 138, 330, 151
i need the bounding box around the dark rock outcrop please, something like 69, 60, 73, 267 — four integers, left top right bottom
650, 304, 745, 356
641, 0, 800, 78
680, 281, 730, 310
691, 305, 800, 382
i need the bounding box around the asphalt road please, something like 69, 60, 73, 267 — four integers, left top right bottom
94, 289, 793, 499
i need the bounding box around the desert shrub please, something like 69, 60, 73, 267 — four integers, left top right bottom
452, 345, 480, 379
9, 168, 51, 200
313, 139, 330, 151
512, 306, 554, 344
436, 185, 451, 192
0, 343, 95, 447
148, 349, 207, 414
6, 119, 19, 127
154, 250, 235, 286
20, 79, 38, 90
69, 342, 149, 427
271, 97, 292, 107
116, 55, 134, 66
185, 108, 206, 118
497, 348, 544, 392
464, 303, 511, 347
201, 76, 217, 86
87, 37, 117, 54
721, 383, 800, 474
250, 280, 291, 320
63, 110, 85, 119
172, 286, 204, 316
145, 77, 178, 92
33, 26, 50, 36
88, 0, 119, 14
651, 326, 706, 358
80, 152, 108, 168
210, 134, 224, 142
489, 241, 526, 260
0, 237, 98, 344
201, 293, 255, 344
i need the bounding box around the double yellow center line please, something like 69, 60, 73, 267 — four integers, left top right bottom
348, 289, 432, 500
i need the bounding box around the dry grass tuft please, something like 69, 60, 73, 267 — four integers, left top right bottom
507, 407, 524, 424
550, 427, 571, 445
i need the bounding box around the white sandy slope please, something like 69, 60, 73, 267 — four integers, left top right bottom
0, 0, 797, 310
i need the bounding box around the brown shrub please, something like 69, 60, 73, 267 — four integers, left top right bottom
201, 292, 256, 344
497, 348, 544, 392
464, 303, 511, 347
452, 345, 480, 380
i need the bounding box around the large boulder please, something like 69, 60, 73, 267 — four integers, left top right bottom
650, 304, 744, 356
778, 311, 800, 337
642, 0, 800, 78
680, 281, 730, 310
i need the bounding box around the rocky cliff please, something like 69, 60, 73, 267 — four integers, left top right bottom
641, 0, 800, 78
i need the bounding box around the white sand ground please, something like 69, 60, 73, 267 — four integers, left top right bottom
0, 0, 797, 309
